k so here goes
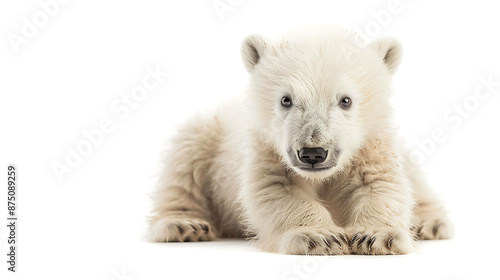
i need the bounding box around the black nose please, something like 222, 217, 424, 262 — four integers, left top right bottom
298, 147, 328, 165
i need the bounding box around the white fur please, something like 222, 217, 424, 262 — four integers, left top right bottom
148, 26, 453, 255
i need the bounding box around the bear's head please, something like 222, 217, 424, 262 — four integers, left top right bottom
241, 28, 402, 180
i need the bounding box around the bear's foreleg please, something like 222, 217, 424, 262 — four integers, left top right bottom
241, 157, 349, 255
340, 170, 416, 255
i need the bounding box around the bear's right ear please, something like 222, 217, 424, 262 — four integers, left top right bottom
241, 34, 269, 73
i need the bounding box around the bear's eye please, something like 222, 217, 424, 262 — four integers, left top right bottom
281, 96, 292, 108
340, 97, 352, 109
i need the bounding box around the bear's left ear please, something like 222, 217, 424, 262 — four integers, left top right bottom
368, 37, 403, 74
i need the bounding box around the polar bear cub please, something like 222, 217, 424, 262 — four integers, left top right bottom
148, 27, 453, 255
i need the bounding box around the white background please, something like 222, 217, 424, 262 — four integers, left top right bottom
1, 1, 500, 279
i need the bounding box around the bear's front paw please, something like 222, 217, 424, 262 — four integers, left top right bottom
347, 227, 415, 255
416, 216, 454, 240
277, 226, 350, 255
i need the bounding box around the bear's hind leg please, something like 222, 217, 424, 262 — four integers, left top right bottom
414, 199, 454, 240
148, 115, 223, 242
406, 161, 454, 240
148, 185, 216, 242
